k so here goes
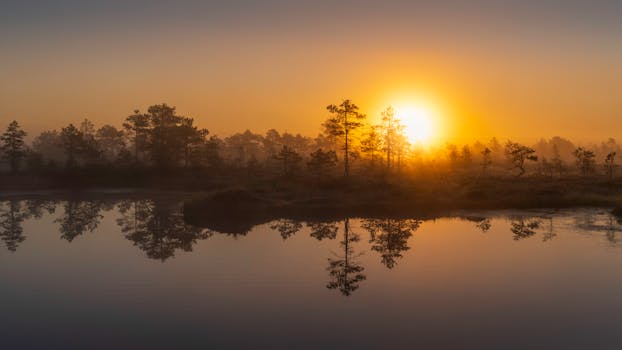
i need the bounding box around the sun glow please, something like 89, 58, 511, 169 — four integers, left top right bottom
394, 103, 437, 145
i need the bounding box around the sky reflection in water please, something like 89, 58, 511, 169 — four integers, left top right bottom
1, 200, 622, 349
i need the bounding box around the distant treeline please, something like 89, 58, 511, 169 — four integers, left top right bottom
0, 100, 620, 182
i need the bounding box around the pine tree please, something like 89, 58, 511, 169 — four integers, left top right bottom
0, 121, 27, 173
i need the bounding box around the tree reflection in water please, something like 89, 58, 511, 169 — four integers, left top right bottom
510, 217, 541, 240
476, 219, 491, 233
362, 218, 421, 269
55, 201, 109, 242
117, 200, 212, 261
465, 216, 492, 233
308, 221, 339, 241
0, 201, 28, 252
269, 219, 302, 240
326, 218, 366, 296
542, 217, 557, 242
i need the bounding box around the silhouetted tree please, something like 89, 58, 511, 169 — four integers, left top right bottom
79, 118, 102, 164
178, 117, 208, 168
604, 151, 617, 181
573, 147, 596, 176
323, 100, 366, 177
96, 125, 125, 162
378, 106, 403, 170
481, 147, 492, 177
123, 109, 150, 163
360, 125, 382, 167
446, 143, 459, 165
60, 124, 83, 168
31, 130, 64, 168
540, 157, 554, 180
263, 129, 281, 158
273, 145, 302, 177
225, 130, 263, 168
326, 218, 366, 296
551, 144, 564, 178
1, 121, 27, 173
461, 145, 472, 165
147, 104, 185, 168
505, 141, 537, 176
307, 149, 338, 181
203, 136, 225, 169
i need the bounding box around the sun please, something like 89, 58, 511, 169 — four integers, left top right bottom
394, 103, 437, 144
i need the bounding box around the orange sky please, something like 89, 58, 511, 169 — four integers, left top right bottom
2, 1, 621, 144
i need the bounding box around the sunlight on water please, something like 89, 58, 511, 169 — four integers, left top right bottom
1, 200, 622, 349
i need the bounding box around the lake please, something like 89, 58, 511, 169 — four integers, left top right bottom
1, 198, 621, 349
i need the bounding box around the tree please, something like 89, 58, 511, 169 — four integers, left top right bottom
360, 125, 382, 167
461, 145, 472, 165
573, 147, 596, 176
203, 136, 224, 169
60, 124, 84, 168
0, 121, 27, 173
446, 143, 459, 165
31, 130, 64, 168
177, 117, 208, 168
224, 130, 263, 168
323, 99, 366, 177
96, 125, 125, 162
273, 145, 302, 177
123, 110, 150, 164
78, 118, 101, 164
481, 147, 492, 176
147, 104, 185, 168
307, 148, 338, 181
551, 144, 565, 178
263, 129, 281, 158
604, 151, 617, 181
378, 106, 403, 170
505, 141, 537, 176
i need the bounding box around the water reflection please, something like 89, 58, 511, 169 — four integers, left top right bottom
4, 199, 622, 297
56, 201, 109, 242
270, 219, 303, 240
362, 218, 421, 269
0, 201, 27, 252
326, 218, 366, 296
117, 200, 212, 261
509, 217, 542, 240
308, 221, 339, 241
464, 216, 493, 234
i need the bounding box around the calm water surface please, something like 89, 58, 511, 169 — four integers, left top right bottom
1, 199, 621, 349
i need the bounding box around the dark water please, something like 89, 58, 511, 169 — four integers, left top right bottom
1, 199, 622, 349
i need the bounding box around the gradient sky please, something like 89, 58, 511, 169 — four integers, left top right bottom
2, 0, 621, 143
